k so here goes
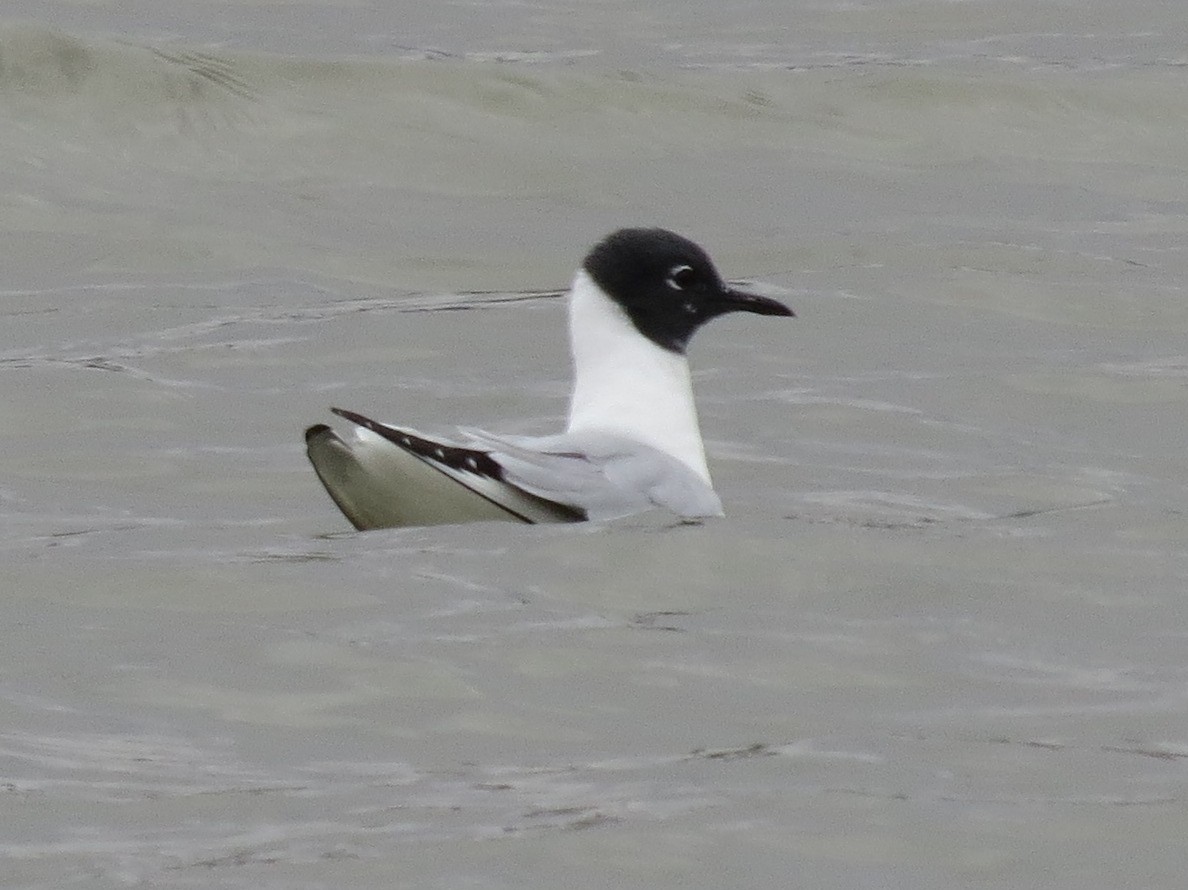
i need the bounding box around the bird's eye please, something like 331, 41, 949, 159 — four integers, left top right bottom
667, 265, 697, 290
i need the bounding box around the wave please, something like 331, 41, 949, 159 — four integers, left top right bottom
3, 23, 1185, 165
0, 26, 268, 131
2, 22, 1186, 296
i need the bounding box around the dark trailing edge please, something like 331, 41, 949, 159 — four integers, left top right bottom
331, 407, 508, 479
309, 408, 586, 524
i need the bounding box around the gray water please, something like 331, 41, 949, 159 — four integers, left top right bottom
3, 2, 1188, 887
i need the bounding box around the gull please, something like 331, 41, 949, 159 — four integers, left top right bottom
305, 227, 793, 529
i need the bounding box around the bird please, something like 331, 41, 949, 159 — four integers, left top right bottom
304, 227, 794, 530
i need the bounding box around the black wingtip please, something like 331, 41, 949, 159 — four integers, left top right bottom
305, 423, 332, 443
330, 407, 372, 428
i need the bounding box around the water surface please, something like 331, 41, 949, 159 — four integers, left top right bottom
2, 3, 1188, 887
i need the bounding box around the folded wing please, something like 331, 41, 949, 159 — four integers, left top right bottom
306, 410, 723, 530
460, 428, 725, 522
305, 409, 583, 529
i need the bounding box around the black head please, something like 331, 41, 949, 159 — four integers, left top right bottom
581, 227, 794, 354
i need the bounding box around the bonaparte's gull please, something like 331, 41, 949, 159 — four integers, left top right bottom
305, 228, 793, 529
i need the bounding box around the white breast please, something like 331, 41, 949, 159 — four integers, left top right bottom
564, 270, 712, 484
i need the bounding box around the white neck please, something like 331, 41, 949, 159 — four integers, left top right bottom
564, 270, 711, 484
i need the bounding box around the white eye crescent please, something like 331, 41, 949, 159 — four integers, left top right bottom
666, 264, 696, 290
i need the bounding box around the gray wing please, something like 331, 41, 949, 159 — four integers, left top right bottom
460, 429, 725, 522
